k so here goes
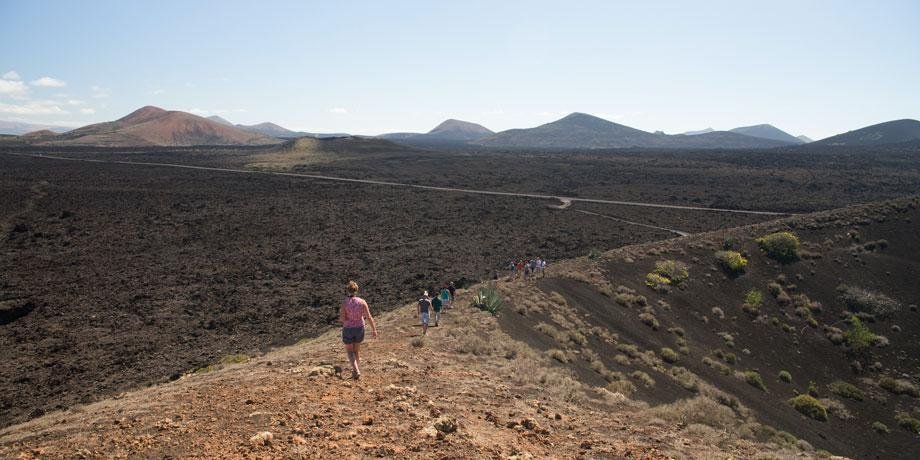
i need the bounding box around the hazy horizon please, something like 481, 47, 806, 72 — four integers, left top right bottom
1, 0, 918, 139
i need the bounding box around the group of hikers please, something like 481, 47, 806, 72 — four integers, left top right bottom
415, 282, 456, 336
504, 257, 547, 281
337, 280, 456, 379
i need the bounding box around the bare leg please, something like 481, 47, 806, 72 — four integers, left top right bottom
353, 343, 361, 376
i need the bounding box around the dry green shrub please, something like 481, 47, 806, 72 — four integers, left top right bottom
845, 316, 877, 352
653, 260, 690, 285
895, 412, 920, 434
879, 376, 919, 397
645, 272, 672, 292
456, 334, 493, 356
534, 321, 570, 346
827, 380, 864, 401
613, 353, 631, 366
739, 370, 767, 391
410, 337, 425, 348
702, 357, 732, 375
546, 348, 572, 363
669, 366, 700, 392
220, 354, 250, 364
616, 343, 641, 359
788, 395, 828, 421
548, 291, 567, 306
660, 347, 679, 364
838, 285, 901, 318
872, 421, 890, 434
631, 370, 656, 387
711, 307, 725, 319
819, 398, 852, 420
638, 312, 660, 330
778, 370, 792, 383
643, 396, 737, 430
715, 250, 748, 275
756, 231, 800, 263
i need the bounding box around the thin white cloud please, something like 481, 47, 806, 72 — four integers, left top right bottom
0, 79, 29, 96
80, 108, 96, 115
482, 109, 505, 116
30, 76, 67, 87
329, 107, 348, 114
0, 100, 68, 115
67, 99, 85, 106
2, 70, 21, 80
152, 88, 166, 95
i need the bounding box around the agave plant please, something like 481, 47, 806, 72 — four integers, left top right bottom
471, 287, 504, 315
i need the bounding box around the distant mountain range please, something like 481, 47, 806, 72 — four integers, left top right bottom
0, 120, 71, 135
8, 106, 918, 149
206, 116, 348, 139
812, 119, 920, 146
472, 113, 792, 149
27, 106, 282, 147
729, 124, 805, 144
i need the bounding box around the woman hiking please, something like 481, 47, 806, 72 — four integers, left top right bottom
340, 280, 378, 380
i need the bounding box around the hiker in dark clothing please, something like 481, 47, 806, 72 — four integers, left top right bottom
418, 291, 432, 336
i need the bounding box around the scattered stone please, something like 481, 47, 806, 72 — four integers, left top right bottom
362, 417, 374, 426
249, 431, 273, 446
434, 416, 459, 434
291, 435, 306, 445
522, 418, 538, 430
307, 364, 339, 377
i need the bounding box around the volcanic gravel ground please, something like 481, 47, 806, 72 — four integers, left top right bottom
0, 152, 766, 428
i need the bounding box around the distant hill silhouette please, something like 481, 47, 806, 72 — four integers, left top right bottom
729, 124, 804, 144
0, 120, 71, 135
682, 127, 714, 135
474, 113, 791, 149
33, 106, 282, 147
378, 119, 494, 144
813, 119, 920, 146
796, 135, 813, 143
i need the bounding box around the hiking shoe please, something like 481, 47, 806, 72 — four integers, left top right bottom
352, 370, 361, 380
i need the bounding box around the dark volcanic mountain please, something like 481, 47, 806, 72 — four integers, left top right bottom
236, 121, 298, 138
814, 119, 920, 146
35, 106, 282, 147
729, 124, 804, 144
474, 113, 660, 149
474, 113, 791, 149
378, 119, 494, 143
419, 119, 493, 141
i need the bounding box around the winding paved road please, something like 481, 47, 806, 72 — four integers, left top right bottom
3, 152, 792, 217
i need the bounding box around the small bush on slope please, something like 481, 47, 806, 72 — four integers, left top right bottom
837, 285, 901, 318
895, 412, 920, 434
844, 316, 876, 353
879, 377, 920, 397
789, 395, 828, 421
756, 231, 800, 263
827, 381, 864, 401
715, 250, 748, 275
653, 260, 690, 285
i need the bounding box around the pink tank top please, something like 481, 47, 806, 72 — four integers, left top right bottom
342, 296, 366, 328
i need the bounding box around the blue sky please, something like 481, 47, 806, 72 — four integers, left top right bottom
1, 0, 918, 138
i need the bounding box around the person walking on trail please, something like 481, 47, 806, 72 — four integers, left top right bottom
523, 259, 532, 280
340, 280, 378, 380
447, 281, 456, 307
516, 260, 525, 280
431, 293, 443, 326
440, 285, 451, 309
539, 257, 547, 278
508, 260, 517, 281
418, 291, 432, 336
